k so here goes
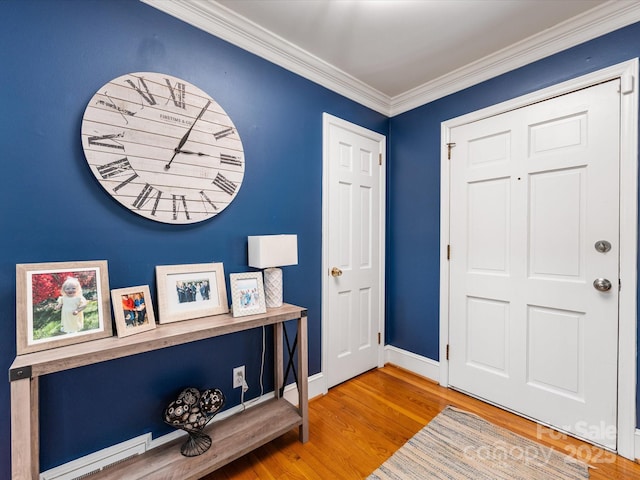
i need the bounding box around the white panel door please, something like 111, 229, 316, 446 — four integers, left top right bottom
449, 80, 620, 449
324, 115, 384, 388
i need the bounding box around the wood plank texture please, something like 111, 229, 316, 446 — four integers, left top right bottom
202, 365, 640, 480
10, 378, 34, 479
94, 399, 302, 480
10, 304, 304, 377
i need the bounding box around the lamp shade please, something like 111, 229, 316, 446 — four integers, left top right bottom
248, 235, 298, 268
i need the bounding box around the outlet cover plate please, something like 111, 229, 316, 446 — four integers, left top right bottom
233, 366, 245, 388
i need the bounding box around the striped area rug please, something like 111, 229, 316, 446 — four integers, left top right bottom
368, 406, 589, 480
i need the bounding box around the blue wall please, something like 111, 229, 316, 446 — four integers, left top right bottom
387, 20, 640, 432
0, 1, 387, 476
2, 1, 640, 477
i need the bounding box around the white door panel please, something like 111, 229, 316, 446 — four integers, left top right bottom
449, 80, 620, 449
324, 115, 385, 388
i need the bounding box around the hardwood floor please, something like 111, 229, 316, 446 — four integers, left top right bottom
202, 365, 640, 479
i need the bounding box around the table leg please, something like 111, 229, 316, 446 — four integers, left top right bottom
11, 376, 39, 479
298, 313, 309, 442
274, 322, 283, 399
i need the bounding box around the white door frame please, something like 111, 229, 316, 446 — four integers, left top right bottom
439, 59, 638, 459
321, 112, 386, 394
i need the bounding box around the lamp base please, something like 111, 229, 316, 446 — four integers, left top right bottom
263, 267, 283, 308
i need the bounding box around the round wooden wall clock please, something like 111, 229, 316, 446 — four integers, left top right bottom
81, 72, 244, 224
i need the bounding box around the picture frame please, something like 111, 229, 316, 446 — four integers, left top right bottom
229, 272, 267, 317
156, 263, 229, 324
111, 285, 156, 337
16, 260, 112, 355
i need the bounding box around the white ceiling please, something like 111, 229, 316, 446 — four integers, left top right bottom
144, 0, 640, 115
215, 0, 605, 97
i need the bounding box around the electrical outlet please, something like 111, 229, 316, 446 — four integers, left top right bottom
233, 366, 245, 389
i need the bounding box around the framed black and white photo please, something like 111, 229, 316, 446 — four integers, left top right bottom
16, 260, 112, 354
229, 272, 266, 317
156, 263, 228, 324
111, 285, 156, 337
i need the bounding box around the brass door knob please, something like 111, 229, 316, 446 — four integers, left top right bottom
330, 267, 343, 277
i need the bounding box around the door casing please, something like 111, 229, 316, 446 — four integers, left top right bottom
321, 112, 386, 392
440, 59, 638, 459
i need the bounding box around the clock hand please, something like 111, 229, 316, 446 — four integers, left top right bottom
173, 148, 213, 157
165, 100, 212, 170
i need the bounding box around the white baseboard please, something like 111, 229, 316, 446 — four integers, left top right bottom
384, 345, 440, 382
635, 429, 640, 460
283, 371, 326, 403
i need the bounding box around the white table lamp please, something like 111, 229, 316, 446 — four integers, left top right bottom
248, 234, 298, 308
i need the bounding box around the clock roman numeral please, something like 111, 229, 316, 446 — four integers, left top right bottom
96, 157, 133, 179
199, 190, 219, 213
112, 172, 139, 193
165, 78, 186, 109
95, 98, 136, 117
220, 153, 242, 167
212, 173, 237, 196
88, 133, 125, 150
132, 183, 163, 216
126, 77, 157, 105
173, 194, 190, 221
95, 156, 139, 192
213, 127, 234, 140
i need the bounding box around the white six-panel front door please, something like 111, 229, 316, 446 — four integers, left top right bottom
449, 80, 620, 449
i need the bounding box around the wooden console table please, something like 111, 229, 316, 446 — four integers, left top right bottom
9, 303, 308, 480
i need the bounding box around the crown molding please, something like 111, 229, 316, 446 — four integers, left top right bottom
141, 0, 392, 115
390, 1, 640, 116
143, 0, 640, 118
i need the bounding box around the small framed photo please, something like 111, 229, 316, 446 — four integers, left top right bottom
229, 272, 266, 317
111, 285, 156, 337
156, 263, 229, 324
16, 260, 112, 355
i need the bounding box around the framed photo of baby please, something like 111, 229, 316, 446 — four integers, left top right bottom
111, 285, 156, 337
16, 260, 112, 354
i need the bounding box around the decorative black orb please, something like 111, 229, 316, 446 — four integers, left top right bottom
163, 387, 225, 457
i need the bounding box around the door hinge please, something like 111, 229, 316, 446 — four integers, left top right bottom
378, 332, 381, 345
621, 74, 634, 95
446, 344, 450, 360
447, 244, 451, 260
447, 142, 456, 160
379, 153, 382, 166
